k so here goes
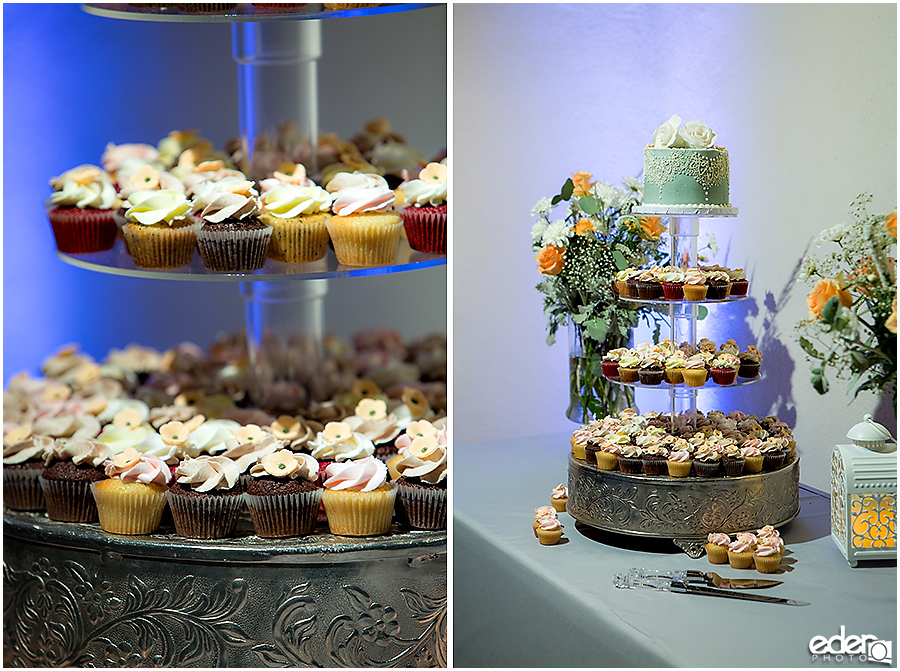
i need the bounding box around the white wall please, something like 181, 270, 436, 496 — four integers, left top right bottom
3, 4, 447, 378
452, 3, 897, 492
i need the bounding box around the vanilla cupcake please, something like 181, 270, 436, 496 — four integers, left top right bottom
322, 456, 397, 536
325, 172, 402, 266
259, 183, 333, 263
682, 353, 708, 387
91, 447, 172, 535
666, 446, 693, 477
754, 536, 785, 573
682, 267, 708, 301
536, 516, 563, 545
550, 483, 568, 512
706, 532, 731, 564
122, 189, 195, 268
533, 505, 557, 537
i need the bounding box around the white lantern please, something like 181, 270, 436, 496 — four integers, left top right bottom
831, 414, 897, 566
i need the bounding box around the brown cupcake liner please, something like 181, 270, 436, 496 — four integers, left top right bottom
245, 489, 322, 538
47, 207, 119, 254
90, 481, 169, 535
123, 221, 196, 268
40, 476, 99, 522
3, 467, 46, 511
397, 483, 446, 530
167, 490, 245, 539
326, 215, 402, 266
400, 206, 447, 255
195, 222, 273, 272
265, 214, 330, 263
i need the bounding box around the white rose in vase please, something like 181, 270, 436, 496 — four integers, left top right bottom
651, 115, 686, 148
678, 120, 718, 149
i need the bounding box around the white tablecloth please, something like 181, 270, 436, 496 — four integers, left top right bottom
453, 432, 897, 667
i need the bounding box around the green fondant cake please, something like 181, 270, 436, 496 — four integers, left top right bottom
643, 147, 730, 207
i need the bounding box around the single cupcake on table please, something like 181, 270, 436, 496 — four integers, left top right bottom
550, 483, 568, 512
392, 421, 448, 530
533, 505, 557, 537
3, 429, 54, 511
727, 532, 758, 569
682, 267, 708, 301
40, 438, 111, 522
91, 447, 172, 535
738, 345, 762, 378
616, 350, 642, 384
46, 164, 121, 254
536, 516, 563, 545
245, 448, 321, 538
321, 455, 398, 537
709, 352, 740, 385
167, 454, 244, 539
398, 161, 447, 254
682, 353, 708, 387
706, 532, 731, 564
325, 172, 402, 266
194, 184, 272, 271
259, 182, 333, 263
754, 536, 785, 573
122, 188, 195, 268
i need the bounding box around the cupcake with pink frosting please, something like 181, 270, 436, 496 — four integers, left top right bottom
91, 447, 172, 534
321, 455, 397, 536
325, 172, 402, 266
754, 535, 785, 573
706, 532, 731, 564
727, 532, 758, 569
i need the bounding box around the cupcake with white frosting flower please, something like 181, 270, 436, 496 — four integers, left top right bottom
91, 447, 172, 535
122, 188, 195, 268
167, 454, 244, 539
398, 161, 447, 254
259, 182, 333, 263
46, 164, 122, 254
392, 419, 448, 530
245, 448, 321, 538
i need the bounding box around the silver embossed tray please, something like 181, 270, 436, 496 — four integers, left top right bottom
567, 455, 800, 557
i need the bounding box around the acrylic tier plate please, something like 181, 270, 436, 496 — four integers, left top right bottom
3, 509, 446, 667
567, 454, 800, 557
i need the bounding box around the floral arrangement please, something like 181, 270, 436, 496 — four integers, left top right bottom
796, 194, 897, 407
531, 172, 669, 421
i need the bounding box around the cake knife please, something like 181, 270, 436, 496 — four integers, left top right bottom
632, 568, 782, 589
669, 580, 810, 606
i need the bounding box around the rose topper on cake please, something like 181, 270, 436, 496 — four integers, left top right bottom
651, 115, 719, 149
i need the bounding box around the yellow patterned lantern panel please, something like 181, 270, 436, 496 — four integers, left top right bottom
849, 493, 896, 549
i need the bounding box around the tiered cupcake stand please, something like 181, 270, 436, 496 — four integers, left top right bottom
566, 205, 800, 557
3, 4, 447, 668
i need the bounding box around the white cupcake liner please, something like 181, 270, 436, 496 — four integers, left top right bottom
39, 475, 99, 522
397, 482, 447, 530
3, 466, 46, 511
244, 489, 322, 538
166, 489, 245, 539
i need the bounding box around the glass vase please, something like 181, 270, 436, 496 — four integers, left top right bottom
567, 321, 635, 424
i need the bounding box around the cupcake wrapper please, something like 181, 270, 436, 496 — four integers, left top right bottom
641, 457, 667, 476
601, 360, 620, 379
617, 455, 643, 474
595, 451, 619, 471
722, 458, 746, 477
743, 455, 764, 473
706, 543, 729, 564
167, 490, 245, 539
266, 215, 330, 263
400, 206, 447, 254
727, 549, 755, 570
693, 460, 721, 477
682, 285, 709, 301
706, 282, 732, 300
635, 281, 663, 300
40, 476, 99, 522
738, 362, 761, 378
47, 207, 119, 254
730, 279, 750, 296
583, 446, 599, 465
710, 367, 738, 385
762, 452, 787, 471
397, 483, 446, 530
245, 489, 322, 538
196, 223, 273, 272
664, 369, 684, 385
638, 369, 665, 386
322, 485, 397, 536
682, 369, 708, 387
667, 460, 692, 477
536, 528, 563, 545
3, 468, 46, 511
754, 553, 783, 573
326, 216, 402, 267
123, 222, 196, 269
90, 481, 169, 535
625, 280, 641, 299
618, 367, 640, 383
662, 282, 685, 301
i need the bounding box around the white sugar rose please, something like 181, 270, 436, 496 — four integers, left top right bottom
678, 120, 717, 149
652, 115, 686, 148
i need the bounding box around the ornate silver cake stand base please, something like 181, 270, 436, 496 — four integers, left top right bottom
3, 511, 446, 668
567, 455, 800, 556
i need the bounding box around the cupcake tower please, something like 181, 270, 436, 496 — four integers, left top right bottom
3, 331, 448, 539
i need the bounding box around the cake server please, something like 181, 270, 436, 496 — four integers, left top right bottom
622, 568, 781, 589
669, 580, 810, 606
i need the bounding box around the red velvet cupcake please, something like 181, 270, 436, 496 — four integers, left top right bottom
46, 164, 121, 254
399, 162, 447, 254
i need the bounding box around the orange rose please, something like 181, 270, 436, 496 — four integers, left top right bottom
886, 209, 897, 239
573, 218, 594, 236
637, 216, 667, 240
536, 245, 565, 275
886, 294, 897, 334
572, 171, 594, 197
807, 277, 853, 319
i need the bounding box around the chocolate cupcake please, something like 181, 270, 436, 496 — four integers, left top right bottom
40, 438, 111, 522
638, 355, 665, 386
167, 455, 245, 539
738, 346, 762, 378
3, 433, 54, 511
616, 445, 643, 474
641, 445, 668, 475
705, 269, 732, 300
721, 445, 746, 477
245, 450, 322, 537
195, 190, 272, 272
692, 446, 721, 477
